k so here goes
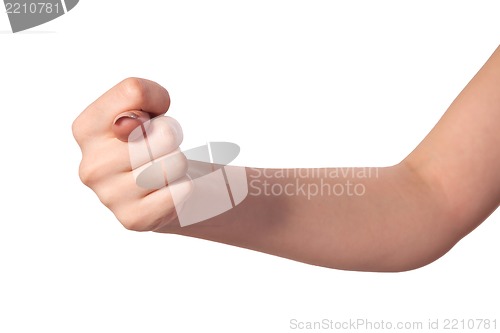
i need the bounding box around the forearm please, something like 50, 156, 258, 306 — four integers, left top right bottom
159, 163, 453, 271
158, 46, 500, 271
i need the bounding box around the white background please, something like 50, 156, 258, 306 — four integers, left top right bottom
1, 1, 499, 332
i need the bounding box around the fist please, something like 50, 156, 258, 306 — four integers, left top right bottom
72, 78, 192, 231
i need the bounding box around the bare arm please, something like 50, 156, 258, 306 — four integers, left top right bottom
73, 46, 500, 272
159, 45, 500, 271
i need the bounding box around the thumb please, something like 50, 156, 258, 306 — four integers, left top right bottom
113, 111, 151, 142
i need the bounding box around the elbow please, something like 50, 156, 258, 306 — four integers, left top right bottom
367, 215, 471, 273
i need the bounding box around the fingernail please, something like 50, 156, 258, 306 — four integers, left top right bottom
113, 111, 141, 125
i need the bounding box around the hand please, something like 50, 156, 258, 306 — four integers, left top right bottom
72, 78, 192, 231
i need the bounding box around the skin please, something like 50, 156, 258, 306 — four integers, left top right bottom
73, 45, 500, 272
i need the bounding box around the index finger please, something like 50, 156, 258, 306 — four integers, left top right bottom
75, 77, 171, 138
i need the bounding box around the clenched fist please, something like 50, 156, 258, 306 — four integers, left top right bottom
72, 78, 192, 231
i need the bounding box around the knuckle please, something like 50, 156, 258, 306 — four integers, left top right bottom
78, 156, 109, 187
71, 119, 79, 141
119, 77, 147, 104
72, 104, 97, 145
71, 115, 84, 144
95, 188, 118, 209
116, 210, 148, 232
78, 160, 96, 186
